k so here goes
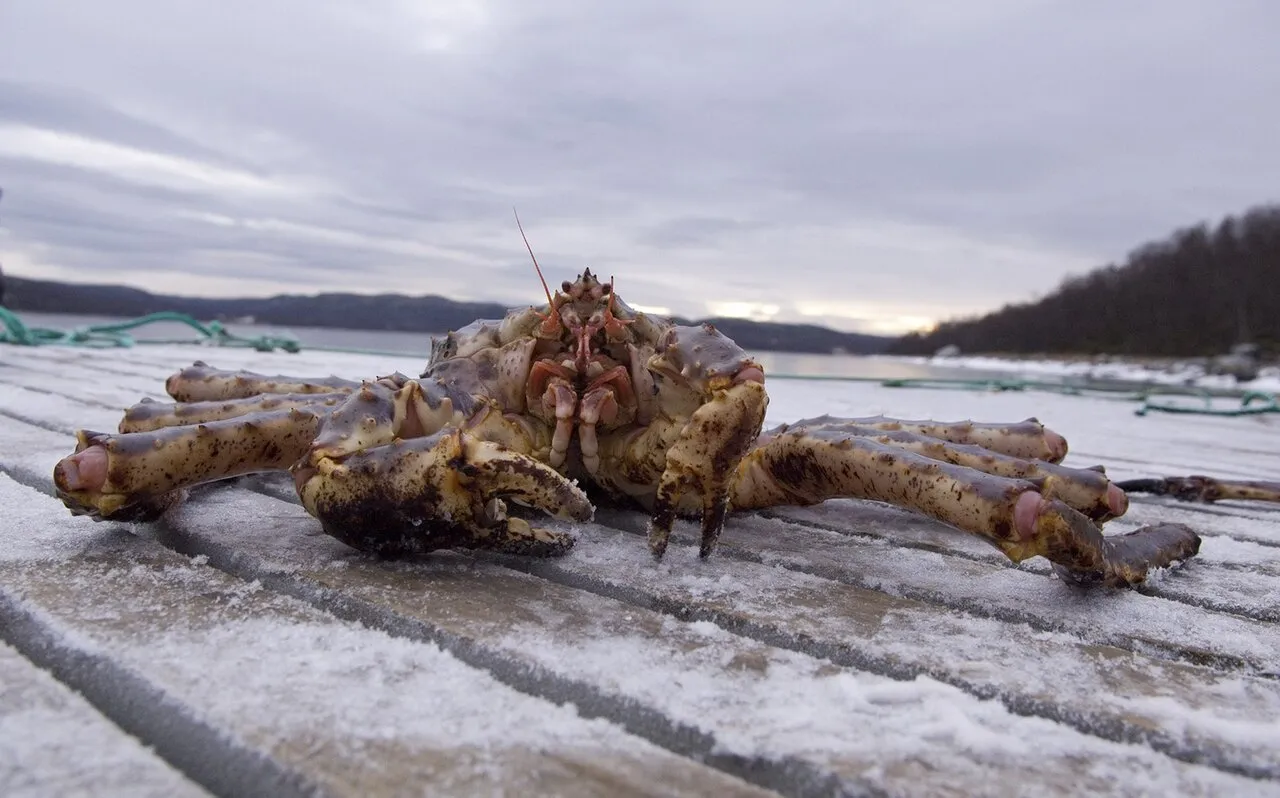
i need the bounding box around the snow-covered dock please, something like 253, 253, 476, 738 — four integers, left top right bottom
2, 343, 1279, 797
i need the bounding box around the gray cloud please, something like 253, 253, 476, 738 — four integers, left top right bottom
1, 0, 1277, 332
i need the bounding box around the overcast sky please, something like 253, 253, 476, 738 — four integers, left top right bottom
1, 1, 1276, 334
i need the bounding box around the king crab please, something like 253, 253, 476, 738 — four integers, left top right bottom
53, 244, 1273, 587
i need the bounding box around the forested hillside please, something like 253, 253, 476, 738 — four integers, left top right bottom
891, 204, 1280, 357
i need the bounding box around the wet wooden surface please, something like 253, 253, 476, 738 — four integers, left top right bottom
2, 344, 1279, 797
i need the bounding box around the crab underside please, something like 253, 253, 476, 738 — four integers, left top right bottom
51, 270, 1277, 588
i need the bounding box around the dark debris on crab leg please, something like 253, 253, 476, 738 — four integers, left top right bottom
730, 420, 1200, 587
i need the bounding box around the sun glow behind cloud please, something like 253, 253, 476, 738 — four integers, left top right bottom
793, 301, 940, 335
700, 298, 943, 335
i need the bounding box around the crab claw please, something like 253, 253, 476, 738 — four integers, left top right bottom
296, 429, 593, 557
457, 434, 594, 524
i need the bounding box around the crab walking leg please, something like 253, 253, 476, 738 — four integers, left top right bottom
1033, 501, 1201, 587
731, 428, 1199, 585
165, 361, 362, 402
54, 407, 327, 521
296, 430, 593, 557
796, 415, 1069, 464
768, 422, 1127, 521
120, 392, 348, 433
1116, 476, 1280, 504
648, 379, 768, 559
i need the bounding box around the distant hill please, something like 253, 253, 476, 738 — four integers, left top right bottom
3, 276, 892, 356
890, 203, 1280, 358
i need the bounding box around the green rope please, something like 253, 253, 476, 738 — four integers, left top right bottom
1135, 390, 1279, 417
882, 377, 1031, 393
0, 307, 300, 353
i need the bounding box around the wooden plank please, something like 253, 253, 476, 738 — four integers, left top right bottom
2, 420, 1276, 793
0, 475, 774, 798
758, 501, 1280, 623
4, 346, 1280, 794
500, 515, 1280, 773
9, 463, 1273, 795
644, 507, 1280, 674
0, 641, 209, 798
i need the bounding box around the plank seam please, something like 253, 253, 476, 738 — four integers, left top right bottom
137, 512, 858, 798
486, 554, 1278, 780
0, 591, 322, 798
759, 511, 1280, 623
5, 440, 1278, 782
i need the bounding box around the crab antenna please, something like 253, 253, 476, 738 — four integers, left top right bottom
514, 207, 554, 308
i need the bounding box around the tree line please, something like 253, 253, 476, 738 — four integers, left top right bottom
890, 203, 1280, 357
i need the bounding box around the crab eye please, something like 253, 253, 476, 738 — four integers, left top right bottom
561, 281, 573, 293
600, 284, 612, 296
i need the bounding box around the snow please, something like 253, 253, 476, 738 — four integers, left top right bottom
0, 473, 118, 564
0, 477, 767, 796
2, 343, 1280, 794
0, 640, 207, 798
124, 487, 1280, 792
919, 353, 1280, 393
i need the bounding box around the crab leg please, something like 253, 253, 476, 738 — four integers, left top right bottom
54, 406, 327, 521
731, 427, 1199, 586
647, 381, 766, 558
764, 421, 1125, 521
121, 392, 348, 433
165, 361, 362, 402
798, 415, 1069, 463
1116, 476, 1280, 504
